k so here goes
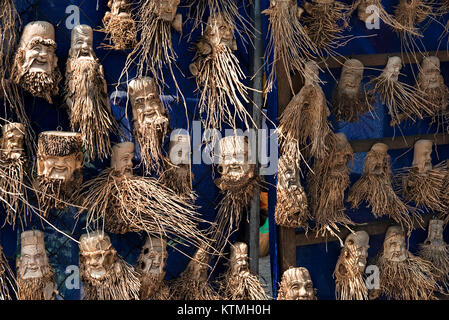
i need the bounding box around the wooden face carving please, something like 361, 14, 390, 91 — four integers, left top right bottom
17, 231, 51, 280
425, 220, 445, 247
111, 142, 134, 175
412, 140, 432, 173
383, 56, 402, 81
218, 136, 254, 183
70, 25, 95, 60
1, 123, 24, 160
168, 133, 190, 165
420, 57, 441, 90
281, 268, 315, 300
204, 14, 236, 50
80, 233, 115, 281
137, 237, 167, 277
384, 227, 407, 262
19, 21, 58, 75
338, 60, 363, 96
230, 243, 249, 275
129, 78, 167, 131
39, 154, 80, 181
344, 231, 370, 272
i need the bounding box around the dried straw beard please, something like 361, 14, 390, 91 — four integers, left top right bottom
135, 10, 175, 79
171, 262, 220, 300
0, 251, 17, 300
400, 166, 447, 212
275, 185, 310, 229
80, 257, 140, 300
415, 77, 449, 121
221, 270, 269, 300
0, 0, 17, 81
394, 0, 432, 34
334, 247, 368, 300
376, 252, 439, 300
368, 72, 432, 126
347, 151, 414, 229
160, 163, 194, 200
138, 272, 169, 300
78, 168, 209, 249
193, 44, 251, 132
17, 270, 55, 300
302, 1, 349, 53
0, 156, 28, 227
307, 146, 354, 237
263, 3, 318, 92
212, 170, 258, 251
12, 50, 61, 104
332, 86, 373, 123
134, 120, 169, 174
419, 243, 449, 289
278, 84, 332, 160
65, 56, 115, 161
277, 282, 317, 300
35, 169, 82, 215
102, 13, 137, 50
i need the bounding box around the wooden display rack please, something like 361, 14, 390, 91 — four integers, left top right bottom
276, 50, 449, 274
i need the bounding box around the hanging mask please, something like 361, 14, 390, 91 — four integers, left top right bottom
16, 231, 56, 300
34, 131, 83, 214
277, 267, 317, 300
102, 0, 137, 50
79, 231, 140, 300
11, 21, 61, 103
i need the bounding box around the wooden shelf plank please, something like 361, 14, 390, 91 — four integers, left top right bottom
349, 133, 449, 153
295, 214, 433, 247
319, 50, 449, 69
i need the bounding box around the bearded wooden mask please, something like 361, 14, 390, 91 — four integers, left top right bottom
383, 226, 408, 262
1, 122, 25, 160
338, 59, 364, 96
110, 142, 134, 175
37, 131, 83, 182
278, 267, 316, 300
420, 56, 442, 90
343, 231, 370, 272
129, 77, 168, 134
168, 132, 190, 165
425, 219, 445, 247
412, 139, 433, 173
203, 13, 237, 52
17, 231, 52, 280
79, 232, 116, 281
11, 21, 61, 103
136, 237, 167, 277
383, 56, 402, 81
217, 136, 254, 185
230, 242, 249, 276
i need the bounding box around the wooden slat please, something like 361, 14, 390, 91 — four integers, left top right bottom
349, 133, 449, 153
318, 50, 449, 69
296, 214, 433, 247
